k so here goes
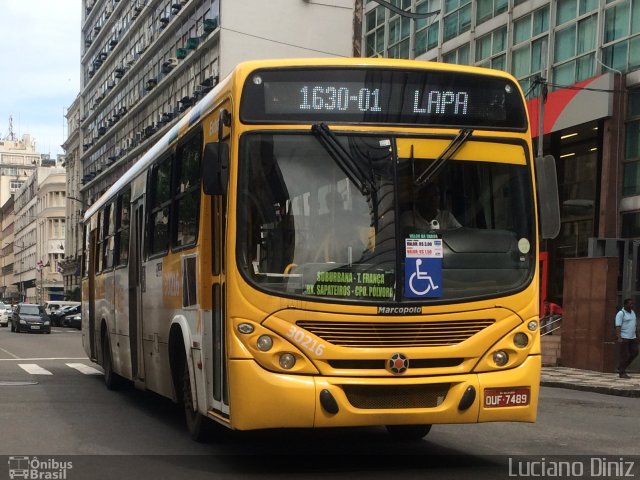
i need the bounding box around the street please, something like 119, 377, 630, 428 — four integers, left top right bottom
1, 326, 639, 480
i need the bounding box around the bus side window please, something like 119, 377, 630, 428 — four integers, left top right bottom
173, 131, 202, 249
115, 189, 131, 267
97, 210, 104, 273
147, 155, 172, 257
104, 201, 116, 270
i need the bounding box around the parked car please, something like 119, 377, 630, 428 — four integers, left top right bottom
60, 305, 81, 327
52, 305, 80, 327
0, 302, 11, 327
11, 303, 51, 334
44, 301, 80, 325
67, 312, 81, 330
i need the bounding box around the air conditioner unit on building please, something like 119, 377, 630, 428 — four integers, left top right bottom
162, 57, 178, 74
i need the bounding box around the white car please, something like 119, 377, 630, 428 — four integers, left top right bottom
0, 302, 11, 327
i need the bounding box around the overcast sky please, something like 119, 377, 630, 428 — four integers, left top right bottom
0, 0, 81, 156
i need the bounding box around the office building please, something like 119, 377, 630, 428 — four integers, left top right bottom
360, 0, 640, 305
66, 0, 354, 298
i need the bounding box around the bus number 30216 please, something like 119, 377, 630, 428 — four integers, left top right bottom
287, 325, 325, 356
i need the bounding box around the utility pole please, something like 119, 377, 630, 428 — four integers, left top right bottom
537, 75, 548, 159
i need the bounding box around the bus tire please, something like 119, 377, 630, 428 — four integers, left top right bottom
102, 334, 125, 390
385, 424, 432, 441
182, 361, 209, 442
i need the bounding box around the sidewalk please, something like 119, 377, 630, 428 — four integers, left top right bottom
541, 367, 640, 397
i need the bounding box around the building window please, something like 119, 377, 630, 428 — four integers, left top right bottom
415, 0, 440, 56
365, 5, 386, 57
624, 90, 640, 196
387, 10, 412, 58
552, 15, 597, 87
622, 211, 640, 237
602, 0, 640, 72
556, 0, 598, 26
476, 0, 507, 26
604, 1, 632, 44
512, 37, 547, 97
442, 42, 469, 64
475, 26, 506, 70
443, 0, 471, 42
9, 180, 24, 192
514, 7, 549, 46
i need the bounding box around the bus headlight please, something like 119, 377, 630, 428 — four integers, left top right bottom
256, 335, 273, 352
493, 350, 509, 366
279, 353, 296, 369
527, 320, 538, 331
514, 332, 529, 348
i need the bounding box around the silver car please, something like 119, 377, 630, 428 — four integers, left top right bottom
0, 302, 11, 327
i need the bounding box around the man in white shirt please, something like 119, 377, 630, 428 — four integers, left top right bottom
615, 298, 639, 379
400, 182, 461, 231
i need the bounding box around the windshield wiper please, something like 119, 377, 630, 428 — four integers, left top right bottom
415, 128, 473, 186
312, 123, 372, 196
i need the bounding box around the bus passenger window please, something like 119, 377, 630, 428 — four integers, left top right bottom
115, 190, 130, 266
147, 156, 172, 256
173, 133, 201, 248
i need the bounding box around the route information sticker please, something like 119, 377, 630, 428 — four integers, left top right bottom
404, 237, 443, 298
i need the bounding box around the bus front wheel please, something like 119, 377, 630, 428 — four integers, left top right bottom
385, 424, 432, 441
102, 334, 125, 390
182, 361, 209, 442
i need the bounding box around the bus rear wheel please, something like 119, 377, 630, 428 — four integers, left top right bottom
385, 424, 432, 441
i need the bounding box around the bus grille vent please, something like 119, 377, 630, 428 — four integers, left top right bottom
342, 384, 449, 409
296, 320, 494, 347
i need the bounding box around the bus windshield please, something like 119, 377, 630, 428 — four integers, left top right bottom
237, 132, 535, 303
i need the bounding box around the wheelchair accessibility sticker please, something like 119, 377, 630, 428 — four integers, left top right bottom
404, 238, 443, 298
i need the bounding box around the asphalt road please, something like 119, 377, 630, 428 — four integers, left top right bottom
1, 325, 638, 480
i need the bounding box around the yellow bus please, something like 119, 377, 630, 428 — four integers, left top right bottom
82, 58, 559, 441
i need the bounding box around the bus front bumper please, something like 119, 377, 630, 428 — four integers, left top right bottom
226, 355, 540, 430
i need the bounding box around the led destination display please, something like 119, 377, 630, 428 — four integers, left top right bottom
241, 67, 527, 129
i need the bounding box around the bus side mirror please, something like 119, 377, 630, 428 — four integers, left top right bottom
535, 155, 561, 239
203, 142, 229, 195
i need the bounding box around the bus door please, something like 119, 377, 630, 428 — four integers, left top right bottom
213, 176, 229, 415
129, 198, 146, 384
88, 229, 98, 360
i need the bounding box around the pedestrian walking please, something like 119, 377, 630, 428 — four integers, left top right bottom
615, 298, 639, 379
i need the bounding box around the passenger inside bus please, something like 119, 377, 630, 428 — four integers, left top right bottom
313, 190, 368, 264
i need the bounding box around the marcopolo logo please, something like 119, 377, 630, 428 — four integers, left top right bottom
8, 456, 73, 480
377, 306, 422, 315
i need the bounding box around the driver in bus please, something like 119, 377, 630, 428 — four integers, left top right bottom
401, 181, 461, 231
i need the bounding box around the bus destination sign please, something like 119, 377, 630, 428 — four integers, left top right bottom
240, 67, 527, 130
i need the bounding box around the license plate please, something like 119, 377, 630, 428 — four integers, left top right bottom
31, 325, 40, 330
484, 388, 530, 408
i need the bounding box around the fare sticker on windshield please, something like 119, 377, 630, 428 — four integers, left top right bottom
404, 238, 443, 298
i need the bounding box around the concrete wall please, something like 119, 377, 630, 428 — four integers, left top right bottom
219, 0, 354, 78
